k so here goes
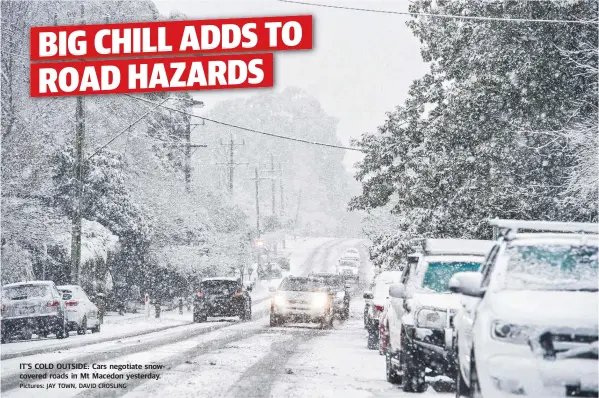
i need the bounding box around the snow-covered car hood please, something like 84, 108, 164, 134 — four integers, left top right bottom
489, 290, 598, 328
410, 292, 463, 311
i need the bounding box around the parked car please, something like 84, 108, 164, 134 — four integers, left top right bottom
269, 276, 335, 328
451, 219, 599, 398
1, 281, 69, 342
309, 272, 350, 320
273, 256, 291, 271
337, 257, 360, 283
193, 277, 252, 323
363, 270, 404, 350
384, 238, 493, 392
58, 285, 101, 334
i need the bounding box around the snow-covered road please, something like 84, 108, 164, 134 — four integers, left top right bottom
1, 237, 452, 398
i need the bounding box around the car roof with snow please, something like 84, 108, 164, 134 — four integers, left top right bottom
412, 238, 494, 257
201, 277, 240, 282
506, 232, 598, 245
3, 280, 55, 288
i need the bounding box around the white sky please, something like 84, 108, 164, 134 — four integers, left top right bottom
153, 0, 428, 172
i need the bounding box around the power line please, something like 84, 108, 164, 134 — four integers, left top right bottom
278, 0, 599, 24
124, 94, 364, 153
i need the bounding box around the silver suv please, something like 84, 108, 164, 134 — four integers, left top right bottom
1, 281, 69, 342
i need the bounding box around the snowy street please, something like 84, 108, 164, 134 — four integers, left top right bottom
1, 239, 449, 397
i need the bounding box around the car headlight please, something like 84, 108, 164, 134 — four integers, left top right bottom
311, 293, 329, 309
415, 308, 447, 329
491, 321, 537, 344
273, 295, 286, 307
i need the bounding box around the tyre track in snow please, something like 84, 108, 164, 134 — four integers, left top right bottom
0, 299, 273, 393
0, 295, 273, 362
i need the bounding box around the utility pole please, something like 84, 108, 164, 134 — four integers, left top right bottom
217, 134, 247, 196
279, 162, 284, 216
270, 155, 276, 216
181, 99, 204, 192
254, 168, 261, 238
70, 4, 85, 285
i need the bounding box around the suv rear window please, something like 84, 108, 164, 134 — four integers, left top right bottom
2, 285, 51, 300
201, 281, 239, 295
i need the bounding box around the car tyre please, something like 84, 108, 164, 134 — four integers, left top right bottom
77, 317, 87, 335
56, 317, 68, 339
386, 351, 402, 384
402, 333, 426, 393
194, 311, 207, 323
469, 350, 482, 398
91, 321, 101, 333
455, 347, 471, 397
367, 323, 379, 350
241, 300, 252, 321
270, 313, 283, 327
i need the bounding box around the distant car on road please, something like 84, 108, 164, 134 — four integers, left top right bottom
1, 281, 69, 342
337, 257, 360, 283
193, 277, 252, 323
451, 220, 599, 398
270, 276, 335, 329
309, 272, 350, 320
58, 285, 101, 334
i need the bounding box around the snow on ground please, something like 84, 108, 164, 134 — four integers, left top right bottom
1, 281, 272, 360
270, 298, 449, 398
2, 238, 445, 398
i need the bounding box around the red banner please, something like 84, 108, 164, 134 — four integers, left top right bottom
30, 53, 274, 97
30, 15, 312, 61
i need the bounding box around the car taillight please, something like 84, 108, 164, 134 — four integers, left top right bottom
196, 292, 204, 297
65, 300, 78, 306
374, 304, 384, 312
46, 300, 60, 307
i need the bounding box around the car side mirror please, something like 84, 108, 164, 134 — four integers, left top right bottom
449, 272, 484, 298
363, 291, 373, 300
389, 283, 407, 299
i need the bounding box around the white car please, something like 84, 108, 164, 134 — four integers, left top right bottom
451, 220, 599, 398
337, 257, 360, 282
343, 248, 360, 260
383, 238, 493, 392
363, 270, 404, 349
58, 285, 101, 334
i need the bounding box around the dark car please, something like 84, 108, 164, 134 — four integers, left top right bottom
193, 277, 252, 323
308, 273, 350, 320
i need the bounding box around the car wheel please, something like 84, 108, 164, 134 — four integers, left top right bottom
402, 333, 426, 393
91, 321, 101, 333
455, 346, 471, 397
77, 317, 87, 335
367, 324, 379, 350
242, 300, 252, 321
386, 351, 402, 384
469, 350, 482, 398
270, 313, 281, 327
56, 318, 68, 339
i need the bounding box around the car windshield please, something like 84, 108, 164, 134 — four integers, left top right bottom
339, 260, 358, 267
311, 276, 343, 290
502, 244, 598, 291
422, 262, 482, 292
201, 281, 239, 295
279, 278, 328, 292
2, 284, 51, 300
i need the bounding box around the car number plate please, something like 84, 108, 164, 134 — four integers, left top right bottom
18, 306, 36, 315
